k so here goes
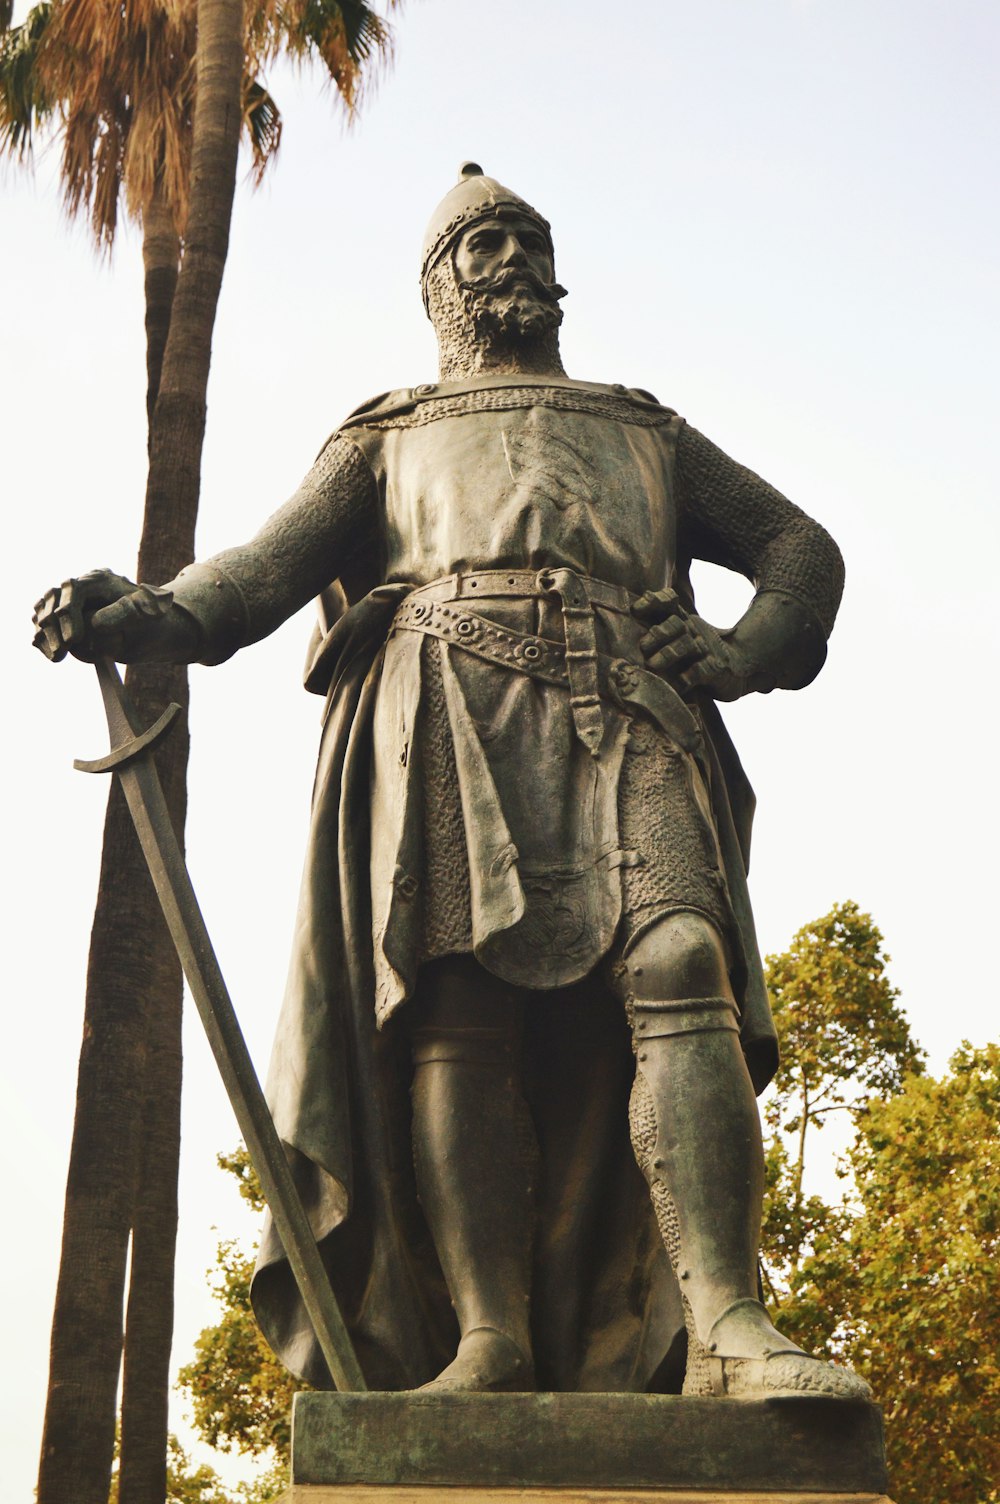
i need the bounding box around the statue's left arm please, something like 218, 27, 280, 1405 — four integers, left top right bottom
637, 422, 845, 701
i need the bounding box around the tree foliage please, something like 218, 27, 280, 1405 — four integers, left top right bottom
758, 903, 996, 1502
765, 900, 924, 1136
761, 901, 924, 1310
166, 1433, 287, 1504
112, 1431, 286, 1504
178, 1148, 302, 1473
794, 1044, 1000, 1504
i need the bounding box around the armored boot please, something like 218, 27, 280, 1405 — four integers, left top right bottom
409, 989, 537, 1391
629, 1007, 871, 1399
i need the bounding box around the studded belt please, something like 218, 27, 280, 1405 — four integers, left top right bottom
392, 568, 703, 759
406, 567, 634, 615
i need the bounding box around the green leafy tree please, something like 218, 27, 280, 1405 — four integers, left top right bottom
794, 1044, 1000, 1504
760, 900, 924, 1332
178, 1148, 302, 1474
112, 1432, 286, 1503
164, 1434, 287, 1504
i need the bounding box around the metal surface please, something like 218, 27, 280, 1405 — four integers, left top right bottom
74, 700, 182, 774
78, 656, 366, 1393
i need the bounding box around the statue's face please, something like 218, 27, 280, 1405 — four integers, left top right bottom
452, 213, 564, 345
453, 214, 555, 291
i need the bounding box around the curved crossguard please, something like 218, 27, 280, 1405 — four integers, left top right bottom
75, 699, 182, 775
77, 657, 366, 1393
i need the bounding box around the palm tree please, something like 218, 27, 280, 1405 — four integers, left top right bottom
2, 3, 399, 1501
1, 0, 394, 421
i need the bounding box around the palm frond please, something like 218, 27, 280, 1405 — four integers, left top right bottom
3, 0, 396, 245
243, 76, 281, 183
247, 0, 397, 118
337, 0, 396, 66
0, 3, 56, 158
42, 0, 196, 245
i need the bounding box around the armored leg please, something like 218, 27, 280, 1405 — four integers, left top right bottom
408, 955, 536, 1391
617, 911, 870, 1400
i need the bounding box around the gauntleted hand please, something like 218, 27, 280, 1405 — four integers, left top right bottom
633, 587, 756, 702
33, 569, 174, 664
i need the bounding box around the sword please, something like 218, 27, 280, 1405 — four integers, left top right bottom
75, 656, 367, 1393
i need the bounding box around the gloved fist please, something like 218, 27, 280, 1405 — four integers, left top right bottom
632, 587, 755, 702
33, 570, 174, 664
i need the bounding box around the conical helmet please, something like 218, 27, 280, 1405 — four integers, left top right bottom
420, 162, 553, 309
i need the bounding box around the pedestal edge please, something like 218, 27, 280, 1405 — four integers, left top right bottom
276, 1488, 897, 1504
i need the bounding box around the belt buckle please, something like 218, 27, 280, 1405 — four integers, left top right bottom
536, 566, 590, 609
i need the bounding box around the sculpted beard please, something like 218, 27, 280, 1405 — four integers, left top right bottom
459, 265, 568, 343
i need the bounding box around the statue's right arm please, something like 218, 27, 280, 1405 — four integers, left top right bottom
33, 434, 378, 665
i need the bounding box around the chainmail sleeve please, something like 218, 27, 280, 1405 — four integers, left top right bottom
675, 423, 844, 637
189, 433, 379, 653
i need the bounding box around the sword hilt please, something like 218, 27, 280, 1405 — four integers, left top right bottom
74, 658, 183, 774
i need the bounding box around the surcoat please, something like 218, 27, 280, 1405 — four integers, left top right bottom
343, 381, 724, 1019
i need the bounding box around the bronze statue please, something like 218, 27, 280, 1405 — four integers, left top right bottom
34, 165, 869, 1403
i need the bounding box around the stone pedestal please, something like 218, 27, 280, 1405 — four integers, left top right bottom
275, 1392, 894, 1503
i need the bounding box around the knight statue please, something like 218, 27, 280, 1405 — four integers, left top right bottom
33, 165, 870, 1403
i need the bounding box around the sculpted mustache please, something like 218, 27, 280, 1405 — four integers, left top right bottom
459, 266, 568, 303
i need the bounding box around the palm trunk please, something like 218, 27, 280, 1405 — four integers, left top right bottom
38, 3, 244, 1500
114, 170, 186, 1504
36, 791, 167, 1504
142, 181, 180, 442
118, 0, 245, 1495
37, 209, 188, 1504
115, 662, 187, 1504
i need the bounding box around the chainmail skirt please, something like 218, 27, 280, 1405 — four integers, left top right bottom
416, 644, 736, 972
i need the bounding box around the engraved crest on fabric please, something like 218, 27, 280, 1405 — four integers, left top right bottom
498, 411, 599, 514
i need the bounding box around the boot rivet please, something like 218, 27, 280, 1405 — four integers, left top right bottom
633, 966, 644, 977
680, 1269, 690, 1280
709, 1342, 717, 1353
638, 1051, 647, 1061
653, 1157, 664, 1169
763, 1347, 771, 1356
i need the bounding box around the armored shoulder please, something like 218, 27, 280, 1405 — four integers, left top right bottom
309, 391, 410, 459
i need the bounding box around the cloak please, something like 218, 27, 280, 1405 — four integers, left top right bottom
249, 573, 776, 1392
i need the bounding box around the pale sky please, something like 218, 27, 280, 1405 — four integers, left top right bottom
3, 0, 998, 1496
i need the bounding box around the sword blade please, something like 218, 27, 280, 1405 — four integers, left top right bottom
84, 657, 366, 1393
